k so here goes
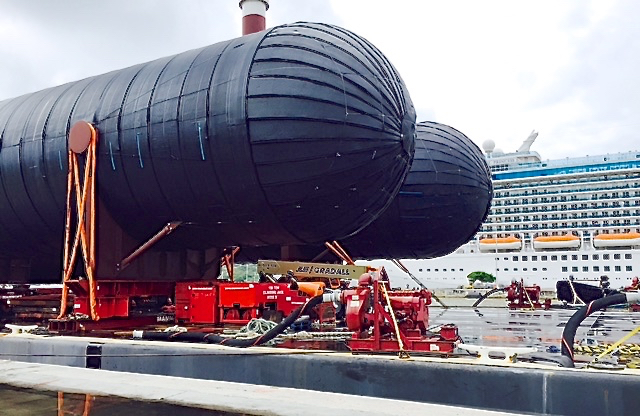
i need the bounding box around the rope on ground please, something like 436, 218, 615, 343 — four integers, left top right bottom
591, 325, 640, 365
573, 327, 640, 368
234, 318, 278, 339
163, 325, 187, 333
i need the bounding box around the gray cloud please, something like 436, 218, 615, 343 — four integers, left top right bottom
1, 0, 638, 161
1, 1, 239, 98
0, 0, 345, 100
528, 1, 640, 156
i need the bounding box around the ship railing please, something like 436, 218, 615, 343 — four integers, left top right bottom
500, 177, 637, 191
495, 180, 638, 194
494, 190, 637, 203
487, 206, 640, 219
483, 224, 640, 236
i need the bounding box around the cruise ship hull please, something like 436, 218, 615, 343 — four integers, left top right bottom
378, 245, 640, 291
380, 134, 640, 291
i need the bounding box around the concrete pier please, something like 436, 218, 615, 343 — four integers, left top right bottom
0, 333, 638, 415
0, 359, 527, 416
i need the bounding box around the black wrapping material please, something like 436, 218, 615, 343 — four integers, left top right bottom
239, 121, 492, 261
0, 23, 415, 261
341, 121, 492, 258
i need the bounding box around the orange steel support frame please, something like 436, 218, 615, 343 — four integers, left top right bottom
58, 122, 98, 320
222, 247, 240, 282
324, 240, 354, 265
58, 392, 93, 416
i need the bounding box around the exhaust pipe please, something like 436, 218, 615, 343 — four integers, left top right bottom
239, 0, 269, 35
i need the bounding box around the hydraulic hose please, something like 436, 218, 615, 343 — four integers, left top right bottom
472, 287, 506, 308
560, 292, 640, 367
134, 295, 323, 347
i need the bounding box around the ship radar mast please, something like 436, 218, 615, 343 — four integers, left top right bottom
517, 130, 538, 153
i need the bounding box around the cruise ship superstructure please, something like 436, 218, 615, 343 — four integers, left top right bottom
382, 131, 640, 291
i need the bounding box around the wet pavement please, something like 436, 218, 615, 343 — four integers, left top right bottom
0, 386, 236, 415
429, 306, 640, 350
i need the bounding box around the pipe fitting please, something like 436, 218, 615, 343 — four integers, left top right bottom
322, 291, 342, 304
626, 292, 640, 304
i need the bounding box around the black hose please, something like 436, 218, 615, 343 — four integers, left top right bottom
138, 295, 324, 347
472, 287, 506, 308
559, 293, 628, 367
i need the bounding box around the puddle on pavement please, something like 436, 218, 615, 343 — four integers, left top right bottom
0, 385, 241, 415
429, 308, 640, 350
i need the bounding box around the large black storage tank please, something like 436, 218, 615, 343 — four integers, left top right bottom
0, 22, 415, 267
238, 121, 491, 261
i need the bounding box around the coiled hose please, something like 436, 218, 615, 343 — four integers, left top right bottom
134, 295, 323, 347
560, 292, 640, 367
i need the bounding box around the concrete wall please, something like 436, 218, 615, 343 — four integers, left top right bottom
0, 335, 637, 415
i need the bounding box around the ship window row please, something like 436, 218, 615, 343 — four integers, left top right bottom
495, 178, 640, 193
487, 216, 639, 225
419, 268, 464, 273
487, 217, 640, 227
482, 223, 640, 234
491, 198, 640, 213
494, 188, 640, 200
492, 195, 640, 207
494, 178, 640, 195
488, 212, 640, 221
484, 220, 640, 232
508, 253, 631, 261
492, 205, 640, 216
503, 267, 548, 272
488, 211, 640, 222
495, 173, 640, 188
483, 227, 640, 236
561, 265, 632, 272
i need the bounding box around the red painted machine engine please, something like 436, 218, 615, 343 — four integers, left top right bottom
343, 273, 429, 336
327, 270, 459, 354
506, 279, 550, 310
175, 281, 308, 325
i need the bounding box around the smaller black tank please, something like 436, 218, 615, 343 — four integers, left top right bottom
238, 121, 492, 261
341, 121, 492, 258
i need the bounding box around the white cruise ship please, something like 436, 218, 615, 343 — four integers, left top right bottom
381, 132, 640, 291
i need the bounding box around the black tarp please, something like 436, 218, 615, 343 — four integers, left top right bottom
239, 121, 492, 261
0, 22, 415, 273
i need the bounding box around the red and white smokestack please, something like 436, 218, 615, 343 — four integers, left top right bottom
239, 0, 269, 35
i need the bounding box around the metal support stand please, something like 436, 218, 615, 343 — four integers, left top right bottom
117, 221, 183, 272
58, 121, 99, 320
325, 241, 354, 264
221, 247, 240, 282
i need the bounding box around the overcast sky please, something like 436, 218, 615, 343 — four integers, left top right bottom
1, 0, 638, 160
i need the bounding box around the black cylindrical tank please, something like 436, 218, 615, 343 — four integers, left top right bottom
341, 121, 492, 258
0, 22, 415, 260
238, 121, 491, 261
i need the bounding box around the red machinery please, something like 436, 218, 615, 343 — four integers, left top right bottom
324, 270, 460, 354
506, 279, 551, 310
175, 281, 308, 325
626, 277, 640, 312
171, 259, 367, 326
49, 280, 174, 332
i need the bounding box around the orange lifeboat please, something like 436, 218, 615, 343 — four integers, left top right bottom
478, 236, 522, 251
593, 232, 640, 248
533, 234, 580, 250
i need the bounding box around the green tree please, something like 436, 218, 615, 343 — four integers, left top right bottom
467, 271, 496, 284
220, 263, 258, 282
